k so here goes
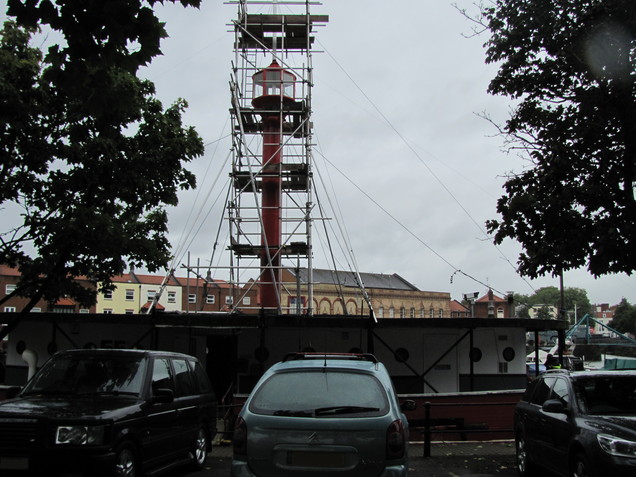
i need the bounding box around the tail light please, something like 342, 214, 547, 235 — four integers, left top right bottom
386, 419, 405, 460
233, 416, 247, 456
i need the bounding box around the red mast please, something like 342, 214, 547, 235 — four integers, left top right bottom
252, 61, 296, 310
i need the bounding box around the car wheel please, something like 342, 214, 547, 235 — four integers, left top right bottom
571, 452, 591, 477
516, 433, 535, 476
114, 441, 138, 477
190, 425, 208, 469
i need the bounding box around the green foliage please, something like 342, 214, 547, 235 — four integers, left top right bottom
609, 298, 636, 335
514, 286, 592, 322
477, 0, 636, 278
0, 0, 203, 312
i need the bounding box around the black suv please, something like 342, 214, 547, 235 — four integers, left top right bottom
514, 369, 636, 477
0, 349, 217, 476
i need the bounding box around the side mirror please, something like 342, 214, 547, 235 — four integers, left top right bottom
152, 388, 174, 404
400, 400, 417, 412
542, 399, 567, 414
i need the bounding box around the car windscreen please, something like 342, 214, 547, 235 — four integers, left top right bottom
21, 354, 147, 397
574, 375, 636, 415
249, 369, 389, 417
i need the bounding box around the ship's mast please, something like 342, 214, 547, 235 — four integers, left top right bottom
228, 0, 328, 315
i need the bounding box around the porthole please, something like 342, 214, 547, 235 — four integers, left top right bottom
503, 347, 515, 362
469, 347, 483, 362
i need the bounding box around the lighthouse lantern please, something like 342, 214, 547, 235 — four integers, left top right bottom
252, 60, 296, 108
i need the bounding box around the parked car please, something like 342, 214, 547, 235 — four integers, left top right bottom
514, 369, 636, 477
232, 352, 415, 477
0, 348, 217, 476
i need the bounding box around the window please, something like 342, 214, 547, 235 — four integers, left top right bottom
530, 376, 556, 405
125, 289, 134, 301
103, 289, 113, 300
167, 291, 176, 304
249, 371, 389, 416
79, 308, 89, 314
377, 307, 384, 318
389, 306, 394, 318
173, 359, 195, 397
5, 284, 16, 295
4, 306, 16, 313
31, 307, 42, 313
191, 360, 213, 393
497, 307, 504, 318
243, 296, 251, 305
125, 309, 134, 315
147, 290, 157, 302
410, 307, 415, 318
225, 296, 234, 305
439, 308, 444, 318
188, 294, 197, 304
399, 307, 405, 318
206, 294, 215, 304
419, 308, 425, 318
103, 309, 113, 314
551, 378, 570, 405
429, 308, 434, 318
151, 358, 174, 393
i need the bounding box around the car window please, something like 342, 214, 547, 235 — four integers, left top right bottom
550, 377, 570, 405
530, 376, 556, 406
173, 359, 196, 397
522, 378, 539, 402
190, 359, 213, 394
249, 370, 389, 417
152, 358, 175, 393
21, 354, 146, 396
574, 376, 636, 415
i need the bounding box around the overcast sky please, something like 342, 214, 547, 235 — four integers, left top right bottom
144, 0, 636, 307
4, 1, 635, 307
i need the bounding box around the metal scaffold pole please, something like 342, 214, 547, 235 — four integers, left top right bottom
227, 0, 328, 316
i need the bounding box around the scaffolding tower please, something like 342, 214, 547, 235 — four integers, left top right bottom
227, 1, 328, 315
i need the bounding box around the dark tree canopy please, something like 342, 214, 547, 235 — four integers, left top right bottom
609, 298, 636, 335
477, 0, 636, 279
0, 0, 203, 319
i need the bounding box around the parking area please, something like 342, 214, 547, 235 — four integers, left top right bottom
202, 441, 519, 477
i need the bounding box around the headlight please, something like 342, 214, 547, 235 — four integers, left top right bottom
55, 425, 106, 445
597, 434, 636, 458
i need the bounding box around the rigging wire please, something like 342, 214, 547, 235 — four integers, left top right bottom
316, 39, 535, 295
313, 148, 504, 298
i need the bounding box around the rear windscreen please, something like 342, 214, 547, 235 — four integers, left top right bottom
249, 370, 389, 417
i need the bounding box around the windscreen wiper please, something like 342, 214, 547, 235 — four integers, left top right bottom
273, 409, 314, 417
314, 406, 380, 416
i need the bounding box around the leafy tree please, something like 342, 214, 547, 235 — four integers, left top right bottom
513, 286, 591, 321
609, 298, 636, 335
0, 0, 203, 336
468, 1, 636, 279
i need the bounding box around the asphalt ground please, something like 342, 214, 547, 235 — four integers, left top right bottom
205, 440, 519, 477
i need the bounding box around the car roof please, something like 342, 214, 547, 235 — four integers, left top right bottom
267, 353, 385, 374
544, 369, 636, 379
52, 348, 197, 360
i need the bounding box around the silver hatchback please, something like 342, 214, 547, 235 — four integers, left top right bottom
231, 353, 414, 477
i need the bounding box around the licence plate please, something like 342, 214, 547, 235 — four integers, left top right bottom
289, 451, 347, 468
0, 457, 29, 470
